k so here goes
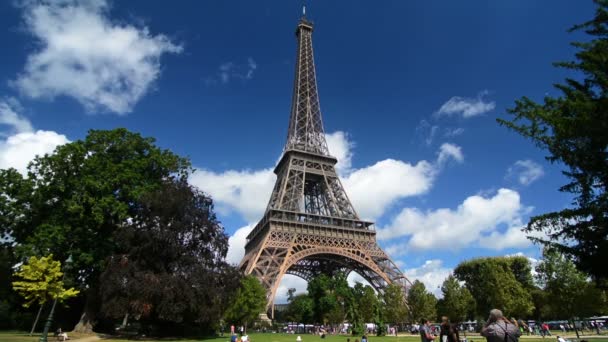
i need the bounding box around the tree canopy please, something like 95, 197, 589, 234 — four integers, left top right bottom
381, 283, 408, 324
99, 178, 239, 327
406, 280, 437, 323
224, 275, 267, 330
454, 256, 534, 317
436, 275, 475, 323
497, 0, 608, 282
535, 248, 606, 320
0, 128, 191, 288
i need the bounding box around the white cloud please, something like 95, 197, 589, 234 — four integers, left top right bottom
325, 131, 353, 173
507, 159, 544, 186
226, 224, 254, 265
0, 130, 69, 174
444, 127, 465, 138
192, 133, 463, 223
437, 143, 464, 165
189, 168, 275, 222
379, 188, 533, 252
343, 159, 436, 220
13, 0, 182, 114
404, 259, 452, 297
478, 226, 531, 250
209, 57, 258, 85
436, 91, 495, 118
0, 99, 33, 134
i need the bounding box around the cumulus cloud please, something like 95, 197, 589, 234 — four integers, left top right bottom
507, 159, 545, 186
343, 159, 436, 220
404, 260, 452, 297
436, 91, 495, 118
192, 132, 464, 222
0, 99, 69, 174
189, 168, 275, 222
0, 130, 69, 174
226, 224, 254, 265
326, 131, 353, 173
379, 188, 533, 252
437, 143, 464, 165
0, 99, 33, 134
12, 0, 182, 114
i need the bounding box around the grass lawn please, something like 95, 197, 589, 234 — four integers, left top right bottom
1, 331, 606, 342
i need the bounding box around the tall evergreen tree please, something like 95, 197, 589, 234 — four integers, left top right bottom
497, 0, 608, 282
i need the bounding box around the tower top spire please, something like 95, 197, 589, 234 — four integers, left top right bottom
284, 13, 328, 156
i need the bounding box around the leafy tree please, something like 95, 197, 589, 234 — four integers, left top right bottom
497, 0, 608, 282
224, 275, 267, 332
353, 282, 378, 323
307, 273, 352, 325
285, 294, 314, 324
407, 280, 437, 323
436, 275, 475, 323
0, 128, 191, 332
535, 247, 606, 337
454, 256, 534, 317
381, 283, 408, 324
12, 255, 79, 335
98, 179, 240, 329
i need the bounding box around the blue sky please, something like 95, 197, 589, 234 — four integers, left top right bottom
0, 1, 596, 302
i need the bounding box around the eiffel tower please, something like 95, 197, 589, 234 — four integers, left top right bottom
239, 14, 409, 318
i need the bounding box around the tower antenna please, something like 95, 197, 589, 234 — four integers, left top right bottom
302, 5, 306, 17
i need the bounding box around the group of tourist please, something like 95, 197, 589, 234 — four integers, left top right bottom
419, 309, 521, 342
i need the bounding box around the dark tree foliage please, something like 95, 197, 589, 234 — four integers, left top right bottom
99, 179, 240, 328
0, 128, 191, 332
0, 128, 191, 286
497, 0, 608, 282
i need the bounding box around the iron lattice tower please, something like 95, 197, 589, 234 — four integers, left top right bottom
239, 16, 409, 317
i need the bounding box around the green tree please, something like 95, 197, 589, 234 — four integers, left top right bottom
436, 275, 475, 323
454, 256, 534, 318
497, 0, 608, 282
12, 255, 79, 335
381, 283, 408, 324
224, 275, 267, 332
0, 128, 191, 332
535, 248, 606, 337
307, 273, 352, 325
98, 179, 240, 329
285, 294, 314, 324
353, 282, 378, 323
407, 280, 437, 323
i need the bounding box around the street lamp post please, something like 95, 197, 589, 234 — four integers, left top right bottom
39, 255, 72, 342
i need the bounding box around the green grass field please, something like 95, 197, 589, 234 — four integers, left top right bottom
1, 331, 606, 342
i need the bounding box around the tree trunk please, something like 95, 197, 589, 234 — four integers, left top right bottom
572, 319, 580, 339
30, 303, 44, 336
73, 311, 95, 334
120, 313, 129, 329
